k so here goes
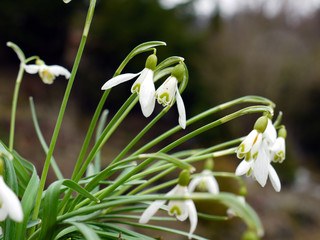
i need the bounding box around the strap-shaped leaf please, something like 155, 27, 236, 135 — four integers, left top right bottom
66, 222, 101, 240
38, 181, 62, 240
15, 169, 39, 240
62, 179, 100, 204
2, 155, 19, 240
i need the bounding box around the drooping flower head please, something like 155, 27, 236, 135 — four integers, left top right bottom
102, 54, 157, 117
155, 63, 186, 129
271, 126, 286, 163
0, 160, 23, 222
24, 59, 71, 84
139, 170, 197, 239
188, 158, 219, 194
235, 116, 282, 192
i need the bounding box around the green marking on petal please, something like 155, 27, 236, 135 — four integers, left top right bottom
170, 205, 181, 216
132, 83, 140, 93
40, 70, 55, 84
159, 92, 170, 104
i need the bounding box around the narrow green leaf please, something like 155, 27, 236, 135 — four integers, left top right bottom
213, 193, 264, 237
15, 169, 40, 240
29, 97, 63, 180
67, 222, 101, 240
2, 155, 19, 240
38, 181, 62, 240
53, 226, 77, 240
62, 179, 100, 204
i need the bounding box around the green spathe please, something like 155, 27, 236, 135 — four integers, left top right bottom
253, 116, 268, 133
145, 54, 157, 71
278, 126, 287, 139
178, 169, 190, 186
171, 63, 185, 82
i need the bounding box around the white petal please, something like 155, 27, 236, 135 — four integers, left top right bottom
250, 133, 262, 159
155, 76, 177, 106
188, 178, 202, 193
236, 130, 258, 158
235, 160, 252, 176
139, 70, 155, 117
101, 72, 140, 90
268, 165, 281, 192
206, 176, 220, 194
263, 119, 277, 145
48, 65, 71, 79
139, 200, 166, 224
0, 176, 23, 222
24, 64, 40, 74
253, 147, 269, 187
168, 200, 189, 221
186, 200, 198, 239
176, 87, 186, 129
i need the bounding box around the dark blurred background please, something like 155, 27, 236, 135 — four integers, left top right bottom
1, 0, 320, 239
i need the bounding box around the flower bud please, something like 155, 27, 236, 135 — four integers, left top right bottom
253, 116, 268, 133
178, 170, 190, 186
238, 186, 247, 196
204, 158, 214, 171
171, 64, 185, 83
145, 54, 157, 71
241, 230, 259, 240
35, 59, 45, 66
278, 126, 287, 139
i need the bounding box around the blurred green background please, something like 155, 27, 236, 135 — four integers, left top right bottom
1, 0, 320, 239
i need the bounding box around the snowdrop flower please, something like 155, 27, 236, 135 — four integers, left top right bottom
155, 63, 186, 129
236, 116, 269, 161
235, 116, 282, 192
271, 127, 286, 163
0, 175, 23, 222
188, 159, 219, 194
226, 196, 246, 218
101, 54, 157, 117
139, 170, 197, 239
24, 59, 71, 84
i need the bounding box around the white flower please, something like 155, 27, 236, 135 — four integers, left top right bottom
24, 61, 71, 84
227, 196, 246, 218
188, 170, 219, 194
236, 129, 262, 160
271, 137, 286, 163
139, 184, 197, 239
235, 117, 282, 192
101, 54, 158, 118
0, 176, 23, 222
155, 75, 186, 129
235, 145, 281, 192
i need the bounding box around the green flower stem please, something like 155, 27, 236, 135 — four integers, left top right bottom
57, 193, 252, 221
59, 94, 138, 214
137, 137, 242, 182
31, 0, 97, 226
72, 152, 195, 210
110, 107, 169, 165
69, 42, 165, 183
131, 96, 274, 156
74, 95, 138, 181
29, 97, 63, 180
88, 105, 271, 205
9, 65, 24, 151
154, 105, 273, 156
130, 148, 237, 195
61, 42, 164, 214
